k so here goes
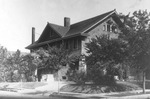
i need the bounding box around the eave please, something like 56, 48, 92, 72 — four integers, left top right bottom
26, 33, 87, 49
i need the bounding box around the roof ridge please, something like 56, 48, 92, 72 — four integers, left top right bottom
48, 22, 70, 37
48, 22, 64, 28
71, 9, 115, 26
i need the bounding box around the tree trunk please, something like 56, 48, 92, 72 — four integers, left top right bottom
142, 71, 146, 94
3, 72, 6, 82
10, 71, 14, 82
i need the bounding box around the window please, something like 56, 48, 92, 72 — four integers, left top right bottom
73, 39, 78, 49
110, 25, 112, 32
107, 24, 110, 32
103, 25, 106, 31
62, 76, 66, 80
112, 25, 118, 33
65, 41, 69, 49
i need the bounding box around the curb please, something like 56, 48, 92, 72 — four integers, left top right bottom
49, 90, 150, 99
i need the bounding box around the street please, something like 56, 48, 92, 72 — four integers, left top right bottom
0, 91, 86, 99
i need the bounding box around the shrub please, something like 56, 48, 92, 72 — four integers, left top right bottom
93, 75, 116, 85
87, 63, 116, 85
66, 70, 87, 84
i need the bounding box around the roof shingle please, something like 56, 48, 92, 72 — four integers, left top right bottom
26, 10, 119, 49
66, 10, 115, 36
48, 23, 69, 37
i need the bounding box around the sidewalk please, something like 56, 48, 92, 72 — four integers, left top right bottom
17, 81, 67, 96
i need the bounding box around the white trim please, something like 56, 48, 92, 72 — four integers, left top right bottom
81, 10, 116, 33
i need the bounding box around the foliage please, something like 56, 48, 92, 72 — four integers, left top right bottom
34, 45, 79, 73
87, 61, 116, 85
6, 50, 22, 82
120, 10, 150, 93
60, 81, 141, 94
0, 48, 37, 82
120, 10, 150, 72
86, 35, 128, 64
21, 54, 37, 81
0, 46, 9, 82
66, 69, 87, 84
0, 44, 79, 82
85, 35, 128, 84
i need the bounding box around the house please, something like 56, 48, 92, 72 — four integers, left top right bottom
26, 9, 124, 82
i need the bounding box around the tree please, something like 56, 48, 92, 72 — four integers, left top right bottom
6, 50, 23, 82
20, 54, 37, 81
85, 35, 128, 84
0, 47, 37, 82
0, 46, 9, 82
34, 45, 79, 79
6, 50, 37, 82
121, 10, 150, 93
33, 45, 80, 93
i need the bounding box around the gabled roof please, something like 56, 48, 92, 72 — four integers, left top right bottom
66, 10, 116, 36
48, 23, 69, 37
26, 9, 122, 49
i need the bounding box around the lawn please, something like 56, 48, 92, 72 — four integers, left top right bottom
60, 81, 142, 94
19, 82, 48, 89
0, 82, 48, 91
131, 80, 150, 89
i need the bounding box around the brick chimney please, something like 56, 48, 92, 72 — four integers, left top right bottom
64, 17, 70, 27
32, 27, 35, 44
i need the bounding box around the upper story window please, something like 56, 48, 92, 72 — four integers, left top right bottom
103, 25, 106, 31
104, 22, 118, 33
111, 25, 118, 33
107, 24, 111, 32
105, 19, 116, 32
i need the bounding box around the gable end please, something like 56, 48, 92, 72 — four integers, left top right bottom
81, 10, 117, 34
37, 24, 61, 43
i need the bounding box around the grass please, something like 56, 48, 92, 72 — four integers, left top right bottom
131, 80, 150, 89
0, 82, 48, 90
19, 82, 48, 89
60, 81, 142, 94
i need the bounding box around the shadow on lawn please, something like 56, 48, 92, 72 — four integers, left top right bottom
134, 80, 150, 89
60, 81, 141, 94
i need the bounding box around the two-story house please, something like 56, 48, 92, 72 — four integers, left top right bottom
26, 9, 123, 82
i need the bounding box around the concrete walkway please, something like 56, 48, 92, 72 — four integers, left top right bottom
17, 81, 67, 96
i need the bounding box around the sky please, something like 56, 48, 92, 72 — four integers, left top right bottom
0, 0, 149, 52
